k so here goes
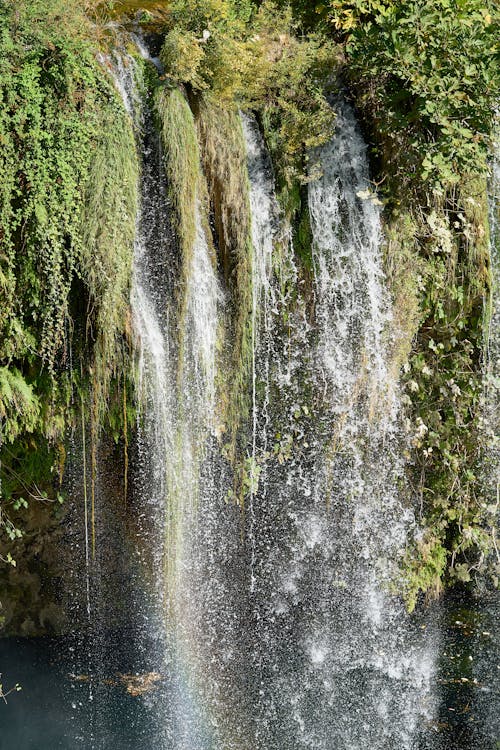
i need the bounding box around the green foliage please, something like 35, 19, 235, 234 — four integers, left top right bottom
80, 98, 138, 413
0, 0, 138, 557
156, 87, 200, 275
194, 97, 254, 456
0, 433, 63, 566
0, 368, 40, 444
325, 0, 499, 188
384, 176, 494, 606
402, 532, 447, 612
160, 0, 337, 184
161, 28, 208, 91
0, 0, 137, 385
155, 85, 222, 399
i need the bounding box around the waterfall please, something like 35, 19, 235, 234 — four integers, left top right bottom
101, 56, 439, 748
307, 99, 407, 600
107, 42, 223, 747
3, 10, 499, 750
304, 101, 437, 749
309, 100, 392, 416
235, 100, 438, 750
156, 114, 285, 750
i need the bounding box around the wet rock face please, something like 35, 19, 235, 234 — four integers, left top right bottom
0, 501, 69, 637
0, 436, 132, 638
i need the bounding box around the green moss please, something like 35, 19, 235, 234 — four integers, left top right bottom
382, 212, 424, 377
155, 85, 219, 397
81, 90, 139, 415
194, 96, 254, 459
156, 87, 200, 273
403, 533, 447, 613
0, 0, 138, 556
295, 201, 314, 273
382, 177, 493, 606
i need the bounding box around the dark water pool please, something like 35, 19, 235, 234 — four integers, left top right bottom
0, 634, 156, 749
0, 630, 210, 750
0, 590, 498, 750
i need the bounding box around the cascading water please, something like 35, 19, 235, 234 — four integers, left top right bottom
234, 100, 438, 750
162, 114, 284, 750
242, 112, 280, 592
100, 40, 221, 747
102, 45, 176, 747
309, 101, 392, 415
174, 102, 439, 750
76, 53, 440, 748
303, 99, 437, 749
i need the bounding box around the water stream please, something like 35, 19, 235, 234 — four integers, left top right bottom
122, 42, 224, 748
97, 69, 438, 749
235, 99, 438, 750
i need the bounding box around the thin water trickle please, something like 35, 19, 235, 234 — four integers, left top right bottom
469, 127, 500, 750
242, 112, 279, 594
182, 199, 223, 429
